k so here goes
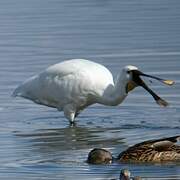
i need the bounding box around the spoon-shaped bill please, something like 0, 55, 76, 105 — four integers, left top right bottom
162, 79, 174, 86
131, 70, 169, 107
139, 72, 175, 86
156, 98, 169, 107
139, 78, 169, 107
131, 70, 174, 107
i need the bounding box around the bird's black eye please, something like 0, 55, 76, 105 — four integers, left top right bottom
127, 70, 130, 74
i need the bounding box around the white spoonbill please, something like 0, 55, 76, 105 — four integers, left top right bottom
13, 59, 174, 124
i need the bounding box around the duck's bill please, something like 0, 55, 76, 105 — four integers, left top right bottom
131, 70, 175, 107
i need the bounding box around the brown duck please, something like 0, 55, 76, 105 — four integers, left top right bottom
118, 135, 180, 163
87, 136, 180, 164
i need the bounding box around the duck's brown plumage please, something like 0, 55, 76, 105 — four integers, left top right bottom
118, 135, 180, 163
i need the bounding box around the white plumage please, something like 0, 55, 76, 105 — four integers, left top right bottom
13, 59, 173, 124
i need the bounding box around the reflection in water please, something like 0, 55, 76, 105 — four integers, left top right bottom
16, 126, 125, 153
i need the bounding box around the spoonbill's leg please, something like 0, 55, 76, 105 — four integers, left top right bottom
63, 104, 76, 124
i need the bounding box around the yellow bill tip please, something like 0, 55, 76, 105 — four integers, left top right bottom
163, 80, 175, 86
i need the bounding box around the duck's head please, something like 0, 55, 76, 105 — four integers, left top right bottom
122, 65, 174, 107
87, 148, 113, 164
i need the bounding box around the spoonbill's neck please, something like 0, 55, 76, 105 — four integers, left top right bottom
100, 73, 128, 106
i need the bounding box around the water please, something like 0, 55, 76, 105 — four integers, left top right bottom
0, 0, 180, 179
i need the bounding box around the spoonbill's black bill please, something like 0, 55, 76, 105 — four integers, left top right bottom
130, 69, 174, 107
